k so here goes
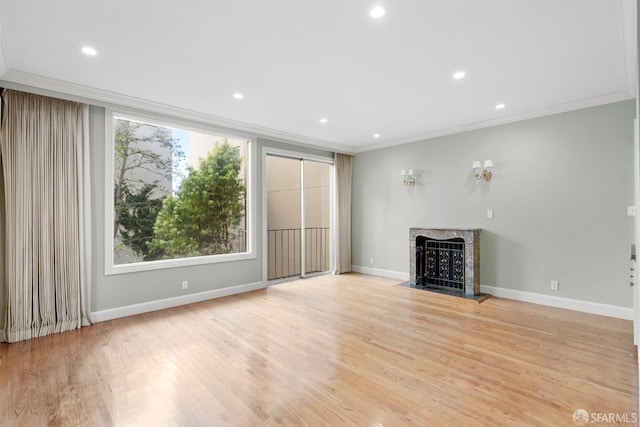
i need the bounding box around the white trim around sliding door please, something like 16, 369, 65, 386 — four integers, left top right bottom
261, 146, 334, 283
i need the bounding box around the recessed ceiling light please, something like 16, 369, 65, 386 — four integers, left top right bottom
370, 6, 386, 18
319, 118, 328, 124
453, 71, 466, 79
81, 46, 97, 56
233, 93, 244, 100
373, 133, 381, 138
495, 103, 506, 109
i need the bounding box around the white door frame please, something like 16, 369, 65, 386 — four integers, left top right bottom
634, 118, 639, 346
634, 118, 640, 412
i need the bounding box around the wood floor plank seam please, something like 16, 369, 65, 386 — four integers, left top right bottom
0, 273, 637, 426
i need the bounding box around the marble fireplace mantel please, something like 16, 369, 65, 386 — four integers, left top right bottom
409, 228, 481, 297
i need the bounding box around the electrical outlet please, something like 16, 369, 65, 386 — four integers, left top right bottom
369, 257, 374, 264
550, 280, 559, 291
182, 281, 188, 290
628, 206, 636, 217
487, 210, 494, 219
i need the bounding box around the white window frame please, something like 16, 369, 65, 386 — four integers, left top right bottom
104, 108, 256, 275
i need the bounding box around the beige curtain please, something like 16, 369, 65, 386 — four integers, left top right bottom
334, 153, 352, 274
0, 89, 84, 342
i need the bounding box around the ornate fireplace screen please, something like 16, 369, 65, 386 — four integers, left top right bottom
415, 237, 465, 290
409, 228, 480, 297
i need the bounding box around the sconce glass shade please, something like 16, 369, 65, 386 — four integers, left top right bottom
473, 160, 493, 182
401, 168, 415, 186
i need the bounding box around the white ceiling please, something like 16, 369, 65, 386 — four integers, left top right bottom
0, 0, 636, 153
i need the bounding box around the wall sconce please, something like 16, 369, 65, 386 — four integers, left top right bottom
472, 160, 494, 182
401, 169, 415, 186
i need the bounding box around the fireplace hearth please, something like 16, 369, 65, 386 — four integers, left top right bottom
406, 228, 488, 301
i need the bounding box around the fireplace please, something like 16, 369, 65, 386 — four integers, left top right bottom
409, 228, 481, 297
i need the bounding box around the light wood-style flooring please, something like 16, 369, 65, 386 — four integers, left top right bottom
0, 273, 637, 426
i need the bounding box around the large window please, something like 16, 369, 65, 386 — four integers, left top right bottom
105, 111, 252, 274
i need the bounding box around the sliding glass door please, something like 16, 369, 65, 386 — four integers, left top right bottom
265, 153, 332, 280
303, 161, 331, 275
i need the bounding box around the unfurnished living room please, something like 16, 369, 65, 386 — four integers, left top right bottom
0, 1, 638, 426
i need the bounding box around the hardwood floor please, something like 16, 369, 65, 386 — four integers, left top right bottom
0, 273, 637, 426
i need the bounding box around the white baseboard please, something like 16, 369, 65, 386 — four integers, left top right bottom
480, 285, 634, 320
90, 281, 266, 323
88, 270, 634, 323
351, 266, 633, 320
351, 265, 410, 281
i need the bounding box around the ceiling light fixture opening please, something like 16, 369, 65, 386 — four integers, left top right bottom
319, 118, 328, 124
370, 6, 386, 18
495, 103, 506, 109
373, 133, 381, 138
81, 46, 97, 56
453, 71, 466, 79
233, 93, 244, 100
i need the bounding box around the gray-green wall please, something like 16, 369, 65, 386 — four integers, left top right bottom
353, 100, 636, 307
0, 81, 636, 321
0, 81, 335, 320
88, 107, 333, 312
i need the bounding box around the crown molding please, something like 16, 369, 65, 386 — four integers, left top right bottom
0, 71, 634, 157
352, 90, 635, 153
0, 69, 355, 154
